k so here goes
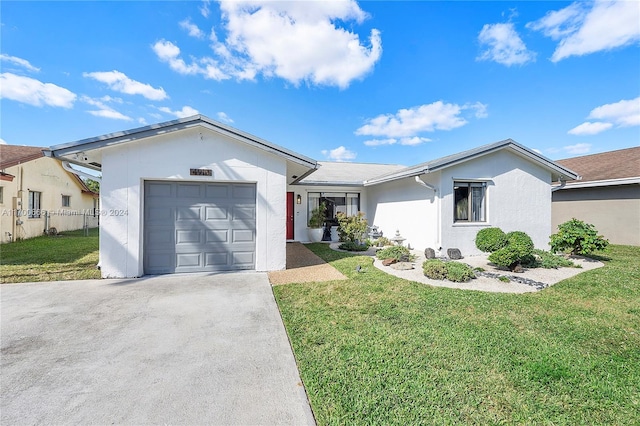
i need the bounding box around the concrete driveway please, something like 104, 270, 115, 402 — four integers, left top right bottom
1, 273, 315, 425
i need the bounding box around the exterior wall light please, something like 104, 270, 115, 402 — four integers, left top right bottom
296, 194, 302, 204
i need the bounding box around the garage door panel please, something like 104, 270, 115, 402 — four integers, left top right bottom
144, 181, 256, 274
205, 206, 228, 220
176, 229, 202, 244
232, 229, 255, 243
232, 206, 256, 221
206, 184, 229, 198
177, 183, 202, 198
205, 229, 228, 243
176, 253, 202, 268
205, 252, 229, 266
233, 185, 256, 199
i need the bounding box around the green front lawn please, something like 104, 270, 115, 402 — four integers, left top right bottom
274, 244, 640, 425
0, 228, 100, 283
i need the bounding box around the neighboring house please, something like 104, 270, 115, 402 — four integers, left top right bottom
552, 147, 640, 246
0, 144, 99, 243
46, 115, 577, 278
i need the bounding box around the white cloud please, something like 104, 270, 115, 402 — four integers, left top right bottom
138, 117, 148, 125
399, 136, 431, 146
216, 111, 234, 123
588, 97, 640, 127
0, 54, 40, 72
180, 18, 205, 39
364, 138, 397, 147
81, 96, 132, 121
568, 121, 614, 135
0, 138, 7, 145
158, 105, 199, 118
83, 70, 167, 101
564, 143, 592, 155
200, 0, 211, 18
154, 0, 382, 88
528, 0, 640, 62
477, 22, 536, 66
0, 73, 76, 108
568, 97, 640, 135
356, 101, 486, 139
152, 40, 229, 81
321, 146, 357, 162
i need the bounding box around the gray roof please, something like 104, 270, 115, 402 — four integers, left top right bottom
46, 115, 317, 169
298, 161, 406, 186
363, 138, 579, 186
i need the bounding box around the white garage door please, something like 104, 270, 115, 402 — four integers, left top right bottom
144, 181, 256, 274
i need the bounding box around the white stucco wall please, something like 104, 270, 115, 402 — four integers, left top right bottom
365, 174, 440, 251
99, 126, 287, 278
439, 150, 552, 255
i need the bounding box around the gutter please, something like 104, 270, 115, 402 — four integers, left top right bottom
61, 161, 102, 183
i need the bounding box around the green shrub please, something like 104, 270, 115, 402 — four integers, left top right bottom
475, 227, 507, 253
308, 202, 327, 228
550, 218, 609, 256
339, 241, 370, 252
422, 260, 475, 282
521, 249, 577, 269
445, 262, 475, 282
336, 212, 369, 243
376, 245, 414, 262
423, 259, 447, 280
488, 231, 534, 270
375, 236, 393, 247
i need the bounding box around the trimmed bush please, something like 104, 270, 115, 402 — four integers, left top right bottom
339, 241, 370, 252
445, 262, 475, 282
422, 259, 475, 282
377, 245, 414, 262
550, 218, 609, 256
475, 227, 507, 253
336, 212, 368, 243
423, 259, 447, 280
488, 231, 534, 270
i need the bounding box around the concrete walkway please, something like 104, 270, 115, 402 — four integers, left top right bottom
1, 273, 315, 425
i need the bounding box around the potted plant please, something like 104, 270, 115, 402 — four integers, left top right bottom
307, 202, 327, 243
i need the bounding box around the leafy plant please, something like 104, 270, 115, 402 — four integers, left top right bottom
374, 236, 393, 247
444, 262, 475, 282
521, 249, 577, 269
308, 202, 327, 228
550, 218, 609, 256
336, 211, 368, 243
475, 227, 507, 253
339, 241, 370, 252
488, 231, 534, 270
376, 245, 414, 262
422, 259, 475, 282
422, 259, 447, 280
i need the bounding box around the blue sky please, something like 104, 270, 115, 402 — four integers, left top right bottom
1, 0, 639, 166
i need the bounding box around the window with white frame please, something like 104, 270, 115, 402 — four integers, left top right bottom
453, 182, 486, 222
28, 191, 42, 218
62, 195, 71, 207
307, 192, 360, 226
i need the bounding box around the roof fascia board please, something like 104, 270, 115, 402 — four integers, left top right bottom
507, 143, 579, 180
553, 177, 640, 189
48, 115, 317, 169
294, 181, 365, 187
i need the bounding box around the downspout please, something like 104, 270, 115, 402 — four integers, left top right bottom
61, 161, 102, 183
551, 178, 566, 192
414, 176, 441, 252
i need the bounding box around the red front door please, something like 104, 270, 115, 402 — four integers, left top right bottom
286, 192, 294, 240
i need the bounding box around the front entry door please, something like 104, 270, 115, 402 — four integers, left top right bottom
286, 192, 294, 240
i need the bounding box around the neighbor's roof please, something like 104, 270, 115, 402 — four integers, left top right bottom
298, 161, 406, 186
0, 145, 47, 169
554, 146, 640, 188
363, 138, 579, 186
46, 115, 317, 170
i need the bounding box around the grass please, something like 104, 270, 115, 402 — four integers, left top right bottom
274, 244, 640, 425
0, 228, 100, 283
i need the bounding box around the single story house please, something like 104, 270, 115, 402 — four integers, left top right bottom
552, 147, 640, 246
0, 144, 99, 243
46, 115, 578, 278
